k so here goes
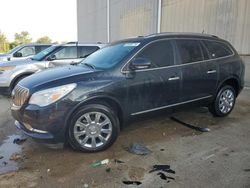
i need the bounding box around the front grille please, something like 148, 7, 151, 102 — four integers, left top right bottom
12, 85, 29, 107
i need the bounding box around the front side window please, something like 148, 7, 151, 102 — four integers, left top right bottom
176, 40, 203, 64
134, 40, 174, 68
17, 46, 35, 57
203, 40, 233, 58
53, 46, 77, 59
81, 42, 140, 69
78, 46, 100, 58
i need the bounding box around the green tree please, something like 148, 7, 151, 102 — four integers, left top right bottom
0, 31, 9, 53
14, 31, 32, 44
36, 36, 52, 43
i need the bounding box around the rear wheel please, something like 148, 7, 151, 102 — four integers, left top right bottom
209, 85, 236, 117
68, 104, 120, 152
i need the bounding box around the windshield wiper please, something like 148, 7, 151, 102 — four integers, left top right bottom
83, 63, 96, 69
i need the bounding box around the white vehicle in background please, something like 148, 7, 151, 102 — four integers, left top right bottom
0, 42, 106, 95
0, 43, 51, 63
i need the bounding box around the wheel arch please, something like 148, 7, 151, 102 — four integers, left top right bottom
64, 96, 124, 133
217, 76, 240, 96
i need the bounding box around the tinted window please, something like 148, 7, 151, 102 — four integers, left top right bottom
35, 45, 50, 54
200, 42, 210, 60
53, 46, 77, 59
32, 46, 58, 61
176, 40, 203, 64
203, 40, 233, 58
135, 40, 174, 68
81, 42, 140, 69
17, 46, 35, 57
78, 46, 100, 58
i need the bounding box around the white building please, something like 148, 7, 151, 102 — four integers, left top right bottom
77, 0, 250, 55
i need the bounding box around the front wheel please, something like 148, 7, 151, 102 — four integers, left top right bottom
209, 85, 236, 117
68, 104, 120, 152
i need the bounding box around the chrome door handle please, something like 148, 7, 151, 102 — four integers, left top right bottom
168, 76, 180, 81
207, 70, 217, 74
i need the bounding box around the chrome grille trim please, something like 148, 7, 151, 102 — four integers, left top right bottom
12, 85, 29, 107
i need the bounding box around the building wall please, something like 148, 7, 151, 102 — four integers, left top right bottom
77, 0, 250, 54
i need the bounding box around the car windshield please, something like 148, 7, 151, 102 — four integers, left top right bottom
31, 45, 58, 61
8, 45, 23, 54
80, 42, 140, 69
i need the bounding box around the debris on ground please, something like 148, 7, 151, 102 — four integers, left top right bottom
13, 137, 27, 145
122, 180, 142, 186
0, 156, 3, 159
157, 172, 175, 180
170, 116, 210, 132
83, 183, 89, 188
149, 165, 175, 174
160, 149, 165, 151
244, 169, 250, 172
114, 159, 125, 164
47, 169, 51, 173
9, 153, 22, 161
2, 161, 7, 166
91, 159, 110, 167
123, 143, 152, 155
105, 167, 111, 172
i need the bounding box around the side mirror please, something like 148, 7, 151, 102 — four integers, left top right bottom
47, 54, 56, 61
130, 58, 151, 70
13, 52, 22, 57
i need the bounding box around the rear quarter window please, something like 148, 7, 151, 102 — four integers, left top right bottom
203, 40, 233, 59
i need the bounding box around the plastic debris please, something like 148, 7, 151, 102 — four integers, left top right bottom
47, 169, 51, 173
157, 172, 175, 180
170, 116, 210, 132
91, 159, 110, 167
13, 137, 27, 145
114, 159, 125, 164
149, 165, 175, 174
9, 153, 22, 161
124, 143, 152, 155
122, 180, 142, 185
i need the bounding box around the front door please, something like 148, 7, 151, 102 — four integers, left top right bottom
122, 40, 181, 115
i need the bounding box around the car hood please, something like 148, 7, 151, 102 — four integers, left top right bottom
0, 54, 8, 57
19, 65, 99, 91
0, 58, 36, 66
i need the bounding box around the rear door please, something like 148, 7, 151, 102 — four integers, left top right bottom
123, 39, 181, 115
175, 39, 207, 102
199, 40, 220, 96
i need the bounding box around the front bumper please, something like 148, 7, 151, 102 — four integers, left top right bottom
11, 98, 77, 144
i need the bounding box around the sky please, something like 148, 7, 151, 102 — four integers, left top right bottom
0, 0, 77, 42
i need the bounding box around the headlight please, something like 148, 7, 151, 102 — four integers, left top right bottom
29, 83, 77, 107
0, 66, 16, 71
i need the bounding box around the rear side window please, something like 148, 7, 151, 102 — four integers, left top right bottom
78, 46, 100, 58
176, 39, 203, 64
135, 40, 174, 68
35, 45, 50, 54
53, 46, 77, 59
203, 40, 233, 58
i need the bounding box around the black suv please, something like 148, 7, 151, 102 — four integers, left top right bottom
11, 33, 245, 152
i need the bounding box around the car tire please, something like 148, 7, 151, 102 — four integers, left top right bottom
68, 104, 120, 152
209, 85, 236, 117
